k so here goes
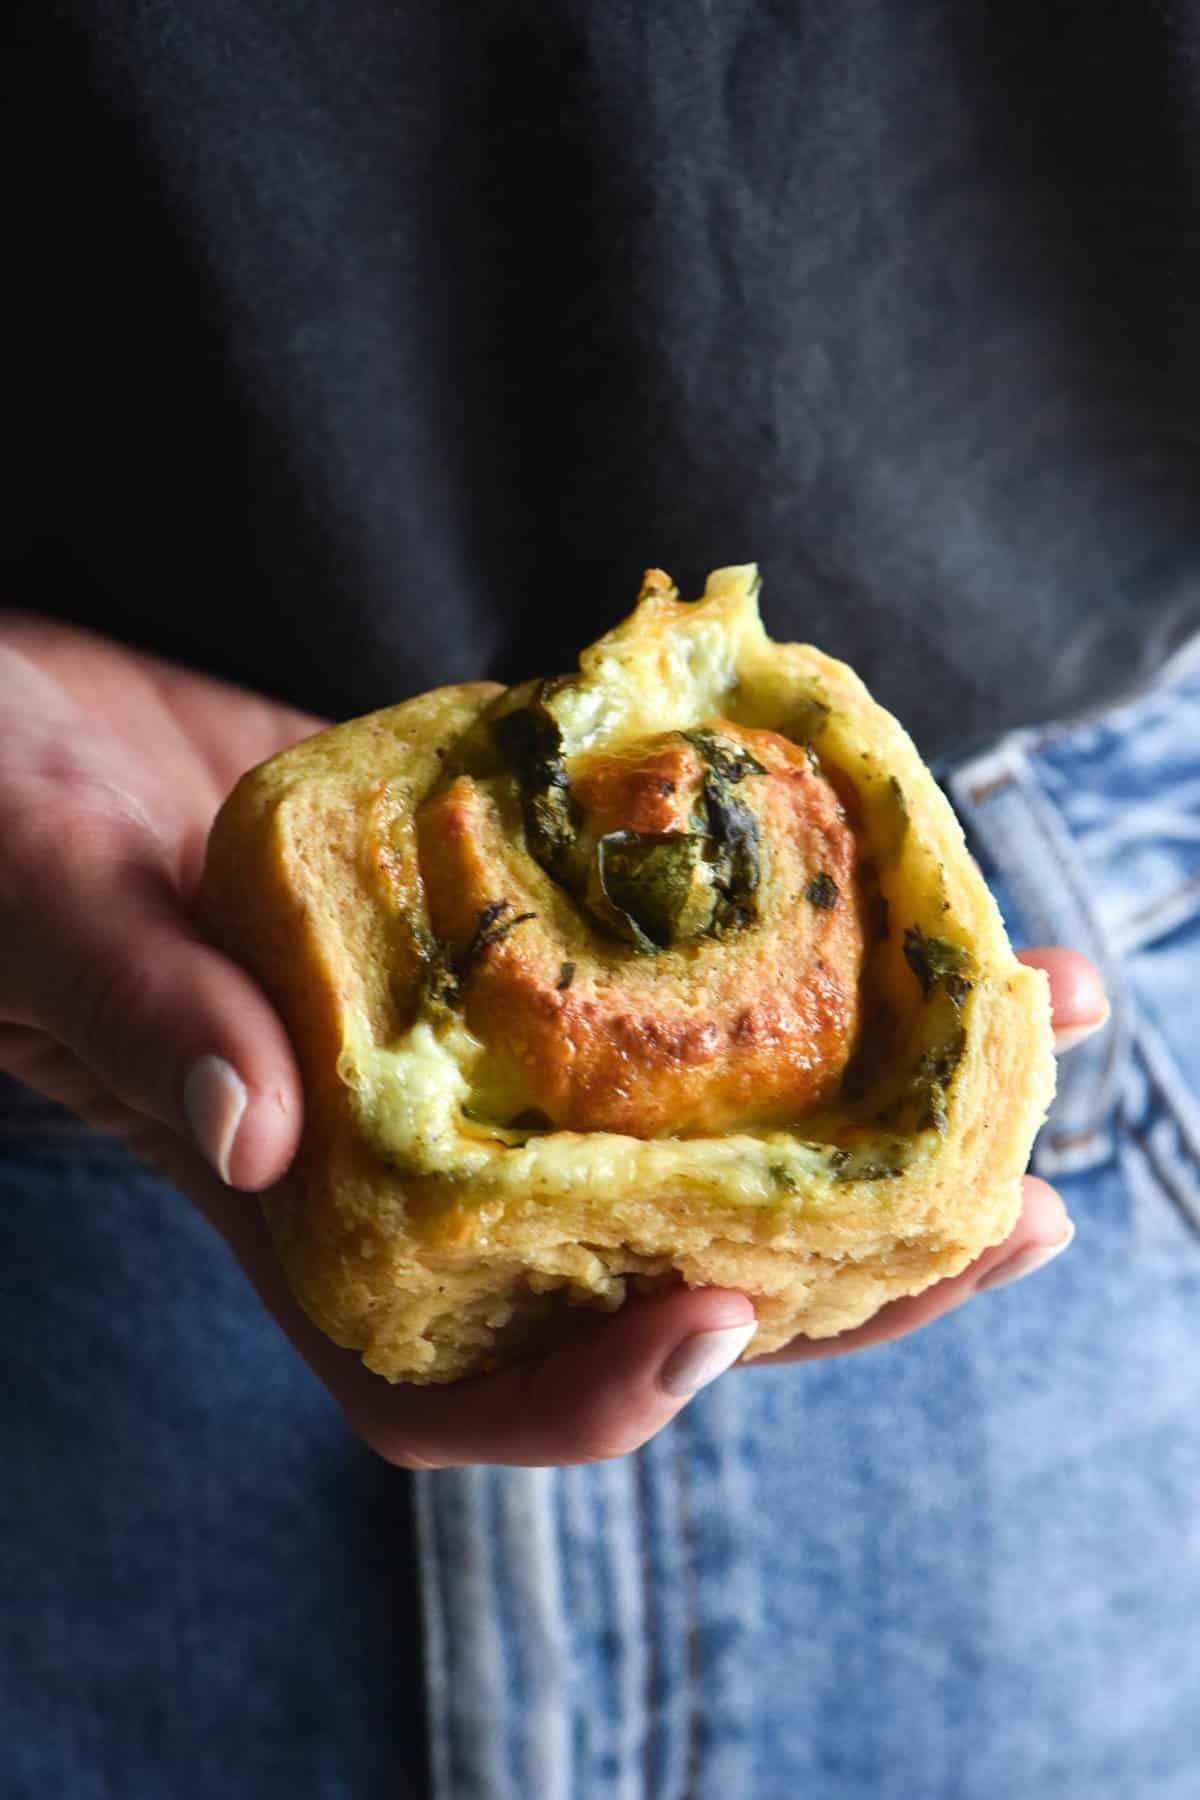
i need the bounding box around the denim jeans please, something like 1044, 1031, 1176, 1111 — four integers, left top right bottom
4, 643, 1200, 1799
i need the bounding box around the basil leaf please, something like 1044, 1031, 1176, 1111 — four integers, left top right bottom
591, 830, 716, 949
682, 729, 766, 784
902, 925, 972, 1001
490, 678, 579, 881
678, 729, 765, 936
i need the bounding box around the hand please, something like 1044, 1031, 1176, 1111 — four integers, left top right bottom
0, 615, 319, 1179
0, 618, 1103, 1469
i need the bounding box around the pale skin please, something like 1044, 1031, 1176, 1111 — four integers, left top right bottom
0, 617, 1106, 1469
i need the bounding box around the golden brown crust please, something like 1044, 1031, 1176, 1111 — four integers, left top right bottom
414, 723, 863, 1137
198, 569, 1055, 1383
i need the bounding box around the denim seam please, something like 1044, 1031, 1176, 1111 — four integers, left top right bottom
1112, 869, 1200, 957
1123, 1017, 1200, 1244
1134, 1009, 1200, 1168
1020, 767, 1129, 1154
951, 745, 1129, 1158
1124, 1113, 1200, 1240
413, 1473, 453, 1800
633, 1451, 661, 1800
672, 1414, 704, 1800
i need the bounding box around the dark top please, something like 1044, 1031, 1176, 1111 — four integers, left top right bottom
12, 6, 1200, 752
11, 13, 1200, 1794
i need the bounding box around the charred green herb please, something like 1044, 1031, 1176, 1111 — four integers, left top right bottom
828, 1142, 909, 1182
682, 729, 766, 785
424, 900, 536, 1006
908, 1026, 967, 1133
591, 830, 716, 949
805, 871, 839, 910
557, 961, 576, 991
490, 678, 579, 882
460, 900, 536, 977
684, 729, 764, 936
422, 945, 462, 1011
903, 925, 972, 1000
491, 704, 765, 952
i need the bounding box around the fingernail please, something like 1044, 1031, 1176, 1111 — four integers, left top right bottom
975, 1220, 1076, 1294
1054, 1003, 1110, 1054
183, 1054, 248, 1184
660, 1321, 758, 1397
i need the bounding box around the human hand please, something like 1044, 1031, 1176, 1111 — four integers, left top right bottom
0, 615, 319, 1182
0, 618, 1102, 1467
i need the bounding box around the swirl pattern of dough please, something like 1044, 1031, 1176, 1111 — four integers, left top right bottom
415, 724, 862, 1137
200, 566, 1056, 1382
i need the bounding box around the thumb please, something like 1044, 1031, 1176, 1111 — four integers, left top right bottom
338, 1286, 759, 1469
7, 830, 302, 1191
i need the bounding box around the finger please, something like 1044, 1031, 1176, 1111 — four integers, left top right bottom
349, 1286, 758, 1468
757, 1175, 1073, 1364
4, 829, 302, 1191
1016, 946, 1109, 1050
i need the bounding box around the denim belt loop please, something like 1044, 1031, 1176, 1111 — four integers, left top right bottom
948, 737, 1127, 1178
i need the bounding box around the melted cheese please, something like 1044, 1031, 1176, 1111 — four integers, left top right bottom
340, 1003, 925, 1209
554, 566, 761, 754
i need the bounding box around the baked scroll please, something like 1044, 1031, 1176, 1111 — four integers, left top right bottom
200, 567, 1054, 1382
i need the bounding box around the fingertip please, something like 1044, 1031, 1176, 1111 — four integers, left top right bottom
182, 1051, 301, 1190
659, 1317, 759, 1398
974, 1218, 1075, 1293
968, 1175, 1074, 1294
182, 1054, 247, 1184
177, 948, 305, 1190
1017, 946, 1109, 1035
527, 1284, 758, 1461
224, 1071, 303, 1190
1019, 1172, 1072, 1237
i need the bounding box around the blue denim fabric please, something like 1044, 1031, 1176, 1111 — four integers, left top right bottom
416, 640, 1200, 1800
4, 644, 1200, 1798
0, 1113, 428, 1799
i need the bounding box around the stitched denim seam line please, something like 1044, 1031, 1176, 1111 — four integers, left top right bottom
673, 1414, 703, 1800
1010, 756, 1131, 1148
1123, 1112, 1200, 1239
959, 747, 1129, 1145
1112, 870, 1200, 955
633, 1451, 661, 1800
413, 1474, 453, 1800
1129, 1008, 1200, 1175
